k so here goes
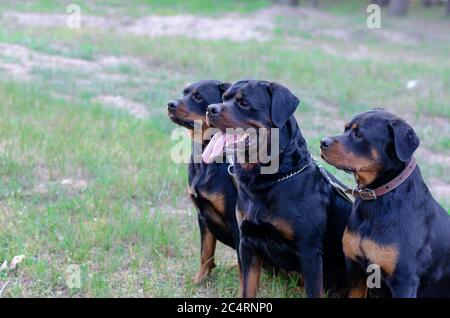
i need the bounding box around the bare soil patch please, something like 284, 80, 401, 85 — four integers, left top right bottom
2, 10, 274, 42
0, 43, 144, 81
93, 95, 150, 119
27, 164, 89, 195
1, 11, 116, 28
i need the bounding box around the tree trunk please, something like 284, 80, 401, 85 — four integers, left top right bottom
310, 0, 319, 7
272, 0, 299, 5
447, 0, 450, 16
389, 0, 409, 16
371, 0, 390, 6
421, 0, 432, 7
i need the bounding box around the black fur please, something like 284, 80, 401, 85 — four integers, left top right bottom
321, 110, 450, 298
207, 79, 352, 297
168, 80, 239, 282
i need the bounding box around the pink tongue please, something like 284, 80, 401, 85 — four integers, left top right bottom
202, 132, 237, 163
202, 132, 225, 163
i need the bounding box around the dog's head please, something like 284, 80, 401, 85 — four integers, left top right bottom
320, 110, 419, 187
206, 79, 300, 131
202, 79, 300, 165
167, 80, 231, 130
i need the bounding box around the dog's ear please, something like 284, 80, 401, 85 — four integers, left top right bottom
388, 119, 420, 162
218, 82, 231, 95
267, 82, 300, 127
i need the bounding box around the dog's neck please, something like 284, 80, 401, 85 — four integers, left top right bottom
190, 126, 211, 164
278, 116, 310, 171
363, 158, 408, 189
234, 116, 311, 190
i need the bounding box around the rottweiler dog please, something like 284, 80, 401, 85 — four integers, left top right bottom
320, 110, 450, 298
168, 80, 240, 283
204, 79, 352, 298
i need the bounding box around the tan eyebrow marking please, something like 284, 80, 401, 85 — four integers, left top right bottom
352, 123, 359, 130
344, 123, 350, 130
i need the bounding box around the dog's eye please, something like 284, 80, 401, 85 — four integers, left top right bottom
238, 99, 249, 108
192, 93, 203, 102
354, 129, 362, 139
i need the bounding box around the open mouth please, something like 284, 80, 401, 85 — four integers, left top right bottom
320, 152, 355, 174
202, 131, 238, 163
168, 112, 195, 129
201, 131, 255, 163
205, 115, 214, 128
203, 114, 265, 163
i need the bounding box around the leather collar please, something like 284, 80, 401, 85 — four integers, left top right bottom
346, 157, 417, 200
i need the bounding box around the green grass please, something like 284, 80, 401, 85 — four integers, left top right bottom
0, 0, 270, 15
0, 0, 449, 297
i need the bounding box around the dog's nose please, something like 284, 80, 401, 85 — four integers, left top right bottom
207, 104, 223, 116
167, 100, 178, 110
320, 137, 334, 149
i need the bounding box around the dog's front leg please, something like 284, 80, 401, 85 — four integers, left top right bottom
346, 258, 368, 298
193, 215, 217, 284
299, 247, 324, 298
239, 238, 262, 298
388, 272, 419, 298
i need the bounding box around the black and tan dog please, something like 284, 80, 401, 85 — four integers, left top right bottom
320, 110, 450, 298
204, 79, 352, 297
168, 80, 240, 283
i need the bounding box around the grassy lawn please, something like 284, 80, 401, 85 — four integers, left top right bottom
0, 0, 271, 15
0, 0, 449, 297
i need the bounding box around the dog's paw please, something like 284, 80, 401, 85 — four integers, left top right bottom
192, 270, 209, 284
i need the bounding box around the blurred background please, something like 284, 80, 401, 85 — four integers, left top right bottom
0, 0, 448, 297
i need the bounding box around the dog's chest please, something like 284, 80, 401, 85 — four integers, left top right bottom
343, 225, 399, 276
238, 199, 299, 270
238, 195, 296, 244
188, 165, 228, 228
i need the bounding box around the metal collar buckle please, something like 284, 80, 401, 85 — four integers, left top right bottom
227, 164, 235, 176
352, 186, 377, 201
227, 155, 235, 176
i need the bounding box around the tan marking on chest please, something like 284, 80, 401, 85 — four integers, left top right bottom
198, 191, 229, 230
361, 240, 398, 275
271, 218, 295, 240
199, 191, 226, 215
342, 228, 399, 275
342, 228, 362, 261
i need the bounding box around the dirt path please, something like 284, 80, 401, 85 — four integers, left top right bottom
0, 43, 152, 119
0, 43, 143, 79
93, 95, 150, 119
2, 10, 275, 42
